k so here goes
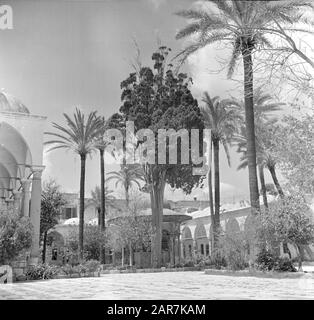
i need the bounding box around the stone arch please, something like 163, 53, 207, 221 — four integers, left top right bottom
181, 226, 193, 259
194, 224, 209, 256
182, 226, 192, 240
0, 122, 32, 169
226, 218, 241, 237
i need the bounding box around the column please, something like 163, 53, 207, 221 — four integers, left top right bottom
21, 179, 31, 217
177, 233, 181, 264
169, 233, 175, 266
12, 190, 23, 215
29, 166, 44, 265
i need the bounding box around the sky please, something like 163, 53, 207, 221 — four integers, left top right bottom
0, 0, 288, 202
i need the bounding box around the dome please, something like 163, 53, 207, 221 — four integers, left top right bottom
0, 90, 30, 114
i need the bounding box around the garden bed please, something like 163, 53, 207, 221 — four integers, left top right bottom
15, 271, 101, 282
204, 268, 314, 279
100, 266, 202, 274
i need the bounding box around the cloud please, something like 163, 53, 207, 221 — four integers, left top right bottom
147, 0, 167, 10
187, 45, 240, 100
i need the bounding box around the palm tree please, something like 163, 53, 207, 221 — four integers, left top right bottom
235, 91, 285, 207
175, 0, 313, 214
202, 92, 241, 250
89, 186, 116, 223
106, 164, 144, 266
93, 116, 111, 264
106, 164, 144, 208
45, 108, 103, 260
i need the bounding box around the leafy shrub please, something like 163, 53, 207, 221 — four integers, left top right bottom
26, 264, 59, 280
256, 248, 277, 271
174, 262, 184, 268
67, 225, 107, 261
83, 260, 101, 272
210, 252, 227, 270
183, 259, 195, 268
0, 204, 33, 264
61, 264, 80, 275
256, 248, 296, 272
274, 257, 297, 272
221, 234, 248, 271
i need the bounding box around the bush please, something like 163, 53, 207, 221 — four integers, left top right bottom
0, 205, 33, 264
174, 262, 184, 268
26, 264, 59, 280
83, 260, 101, 272
256, 248, 296, 272
274, 257, 297, 272
67, 225, 107, 261
183, 259, 195, 268
209, 252, 227, 270
61, 264, 80, 275
221, 234, 248, 271
256, 248, 277, 271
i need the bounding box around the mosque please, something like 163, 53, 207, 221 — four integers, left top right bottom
1, 90, 314, 274
0, 90, 46, 266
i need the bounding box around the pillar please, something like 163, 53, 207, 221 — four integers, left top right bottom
21, 179, 31, 217
169, 234, 175, 266
12, 190, 23, 215
177, 233, 181, 264
29, 166, 44, 265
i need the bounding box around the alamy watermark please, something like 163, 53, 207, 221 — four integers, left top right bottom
0, 5, 13, 30
102, 121, 211, 176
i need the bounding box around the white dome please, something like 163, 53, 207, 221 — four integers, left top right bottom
0, 90, 30, 114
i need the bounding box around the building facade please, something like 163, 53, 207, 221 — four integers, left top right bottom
0, 90, 46, 266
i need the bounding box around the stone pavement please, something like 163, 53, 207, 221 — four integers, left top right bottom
1, 271, 314, 300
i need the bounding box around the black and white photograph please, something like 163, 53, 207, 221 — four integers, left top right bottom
1, 0, 314, 304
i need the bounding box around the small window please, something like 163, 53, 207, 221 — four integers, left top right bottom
205, 244, 210, 256
200, 244, 204, 255
188, 244, 192, 255
52, 248, 58, 261
65, 208, 72, 219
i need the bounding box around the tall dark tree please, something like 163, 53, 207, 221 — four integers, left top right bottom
175, 0, 313, 214
109, 46, 205, 267
45, 108, 103, 260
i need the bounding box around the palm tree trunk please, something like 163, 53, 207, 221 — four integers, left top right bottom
42, 230, 48, 263
208, 136, 215, 252
268, 165, 284, 198
125, 187, 129, 209
208, 136, 214, 215
242, 49, 260, 214
258, 164, 268, 209
79, 154, 86, 261
213, 138, 220, 251
99, 149, 105, 264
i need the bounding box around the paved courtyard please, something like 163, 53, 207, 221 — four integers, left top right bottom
1, 271, 314, 300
